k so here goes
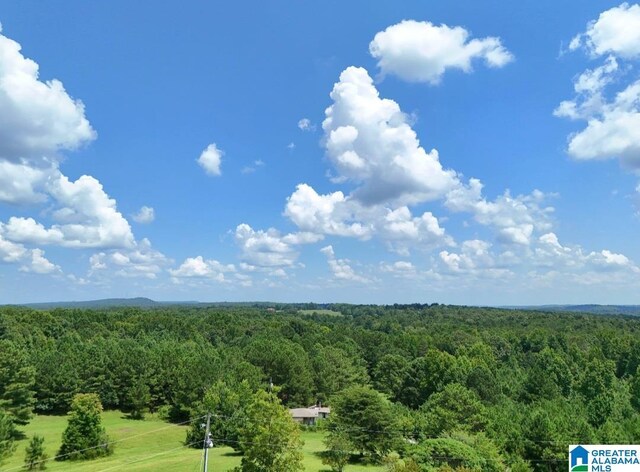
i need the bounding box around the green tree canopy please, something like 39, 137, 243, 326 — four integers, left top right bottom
0, 409, 16, 467
329, 385, 400, 460
57, 393, 112, 461
418, 383, 487, 437
186, 380, 253, 452
0, 340, 36, 427
398, 349, 460, 409
235, 388, 304, 472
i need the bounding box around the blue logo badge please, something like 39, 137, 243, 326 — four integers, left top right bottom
570, 445, 589, 471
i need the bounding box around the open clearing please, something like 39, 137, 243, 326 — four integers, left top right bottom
298, 309, 343, 317
2, 411, 383, 471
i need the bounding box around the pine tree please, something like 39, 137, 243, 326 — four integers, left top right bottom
0, 341, 36, 427
126, 378, 151, 420
24, 434, 48, 470
0, 409, 16, 467
57, 394, 112, 461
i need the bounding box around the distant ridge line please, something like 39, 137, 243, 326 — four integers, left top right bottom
2, 298, 640, 316
503, 304, 640, 316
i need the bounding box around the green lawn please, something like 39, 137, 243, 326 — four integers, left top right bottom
298, 310, 343, 317
1, 412, 383, 472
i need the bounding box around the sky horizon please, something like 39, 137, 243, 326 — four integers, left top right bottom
1, 1, 640, 305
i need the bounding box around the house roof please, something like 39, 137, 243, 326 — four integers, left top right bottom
289, 408, 319, 419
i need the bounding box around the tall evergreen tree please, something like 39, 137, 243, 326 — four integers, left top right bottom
0, 341, 36, 427
126, 377, 150, 420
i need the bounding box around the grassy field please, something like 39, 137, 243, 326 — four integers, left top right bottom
1, 411, 383, 472
298, 309, 343, 317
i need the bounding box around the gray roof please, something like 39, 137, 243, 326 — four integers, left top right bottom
289, 408, 319, 419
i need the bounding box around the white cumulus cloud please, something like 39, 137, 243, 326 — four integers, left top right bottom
3, 172, 135, 249
235, 223, 322, 268
89, 239, 169, 279
0, 25, 95, 162
369, 20, 513, 84
570, 3, 640, 59
323, 66, 459, 206
19, 248, 60, 274
197, 143, 223, 176
132, 206, 155, 224
558, 4, 640, 170
170, 256, 236, 282
445, 179, 553, 246
321, 245, 370, 283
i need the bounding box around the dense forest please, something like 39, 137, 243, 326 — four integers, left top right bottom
1, 303, 640, 471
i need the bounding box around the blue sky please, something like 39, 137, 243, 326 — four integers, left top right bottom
1, 0, 640, 304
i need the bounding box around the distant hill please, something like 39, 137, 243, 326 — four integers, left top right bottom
6, 299, 640, 316
6, 298, 282, 310
510, 304, 640, 316
13, 297, 195, 310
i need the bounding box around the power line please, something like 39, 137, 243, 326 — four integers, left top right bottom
203, 411, 600, 445
93, 440, 202, 472
210, 436, 569, 465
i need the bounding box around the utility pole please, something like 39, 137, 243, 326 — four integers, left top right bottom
203, 412, 212, 472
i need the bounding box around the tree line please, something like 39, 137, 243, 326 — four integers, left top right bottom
1, 303, 640, 470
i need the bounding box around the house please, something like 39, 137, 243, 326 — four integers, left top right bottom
289, 404, 331, 425
314, 405, 330, 419
289, 408, 319, 425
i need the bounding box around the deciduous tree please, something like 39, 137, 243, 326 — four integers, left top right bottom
235, 388, 303, 472
58, 393, 112, 461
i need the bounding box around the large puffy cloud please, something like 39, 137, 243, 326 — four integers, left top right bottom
0, 25, 95, 161
0, 22, 143, 284
169, 256, 236, 281
369, 20, 513, 84
445, 179, 553, 245
3, 173, 135, 249
570, 3, 640, 59
0, 25, 95, 207
284, 184, 372, 238
284, 184, 453, 254
378, 206, 453, 254
323, 67, 459, 206
0, 230, 60, 274
559, 4, 640, 169
282, 66, 551, 252
0, 160, 51, 204
563, 80, 640, 167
